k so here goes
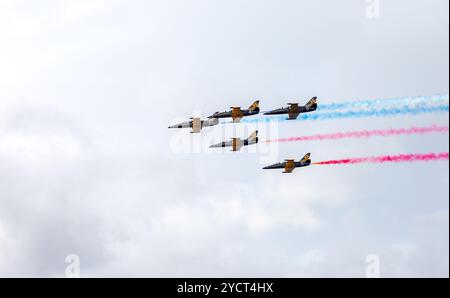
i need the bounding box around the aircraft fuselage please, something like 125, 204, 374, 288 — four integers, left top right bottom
264, 104, 317, 116
263, 160, 311, 170
209, 108, 260, 119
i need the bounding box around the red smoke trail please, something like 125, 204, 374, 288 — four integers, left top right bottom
313, 152, 449, 166
267, 125, 449, 143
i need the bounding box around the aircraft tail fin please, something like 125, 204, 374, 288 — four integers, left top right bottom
300, 153, 311, 163
248, 100, 260, 111
305, 97, 317, 108
248, 130, 258, 141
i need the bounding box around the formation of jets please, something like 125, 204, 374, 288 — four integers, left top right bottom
168, 97, 318, 173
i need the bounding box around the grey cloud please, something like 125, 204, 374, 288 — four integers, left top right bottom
0, 0, 448, 277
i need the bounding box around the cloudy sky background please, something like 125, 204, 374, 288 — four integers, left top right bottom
0, 0, 448, 277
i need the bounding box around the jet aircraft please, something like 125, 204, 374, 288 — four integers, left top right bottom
263, 153, 312, 173
168, 118, 219, 133
264, 97, 318, 120
210, 131, 259, 152
208, 101, 260, 123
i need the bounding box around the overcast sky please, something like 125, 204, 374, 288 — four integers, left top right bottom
0, 0, 449, 277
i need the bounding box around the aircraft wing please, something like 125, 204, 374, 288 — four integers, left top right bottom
287, 112, 300, 120
190, 118, 202, 133
283, 160, 296, 173
210, 139, 244, 151
231, 138, 244, 151
231, 107, 244, 122
287, 103, 300, 120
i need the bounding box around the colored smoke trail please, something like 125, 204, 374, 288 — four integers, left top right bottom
240, 104, 449, 124
313, 152, 449, 166
267, 125, 449, 143
318, 94, 449, 111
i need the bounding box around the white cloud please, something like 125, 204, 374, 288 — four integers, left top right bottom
0, 133, 83, 164
59, 0, 106, 23
0, 221, 12, 268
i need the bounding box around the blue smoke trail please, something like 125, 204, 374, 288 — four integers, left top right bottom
318, 94, 449, 111
240, 104, 449, 124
